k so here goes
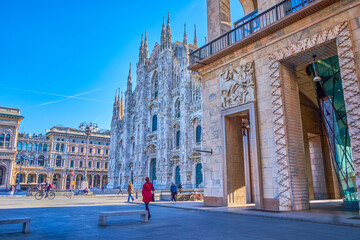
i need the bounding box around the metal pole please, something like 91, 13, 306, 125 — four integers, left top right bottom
84, 134, 89, 186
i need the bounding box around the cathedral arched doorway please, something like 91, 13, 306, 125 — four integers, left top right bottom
196, 163, 203, 188
175, 166, 180, 186
150, 159, 156, 183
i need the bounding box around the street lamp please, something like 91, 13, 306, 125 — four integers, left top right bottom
79, 122, 98, 189
16, 154, 26, 191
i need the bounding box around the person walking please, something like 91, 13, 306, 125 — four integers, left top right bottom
178, 182, 183, 194
127, 182, 134, 202
117, 184, 123, 195
142, 177, 155, 219
170, 182, 177, 202
9, 185, 15, 196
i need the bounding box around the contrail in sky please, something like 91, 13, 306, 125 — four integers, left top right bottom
22, 87, 109, 110
5, 87, 111, 104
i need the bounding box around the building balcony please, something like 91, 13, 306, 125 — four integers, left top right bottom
188, 0, 338, 71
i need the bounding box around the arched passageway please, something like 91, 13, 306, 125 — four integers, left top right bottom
27, 173, 36, 184
52, 173, 61, 189
0, 166, 6, 186
38, 173, 47, 184
94, 175, 101, 188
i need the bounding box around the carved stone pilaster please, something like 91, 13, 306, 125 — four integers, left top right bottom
268, 21, 360, 210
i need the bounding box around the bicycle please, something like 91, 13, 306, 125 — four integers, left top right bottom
34, 190, 55, 200
190, 190, 203, 201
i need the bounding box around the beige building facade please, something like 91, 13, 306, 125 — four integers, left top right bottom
14, 126, 110, 190
190, 0, 360, 211
0, 106, 23, 189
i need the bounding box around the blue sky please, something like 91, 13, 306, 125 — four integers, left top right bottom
0, 1, 243, 134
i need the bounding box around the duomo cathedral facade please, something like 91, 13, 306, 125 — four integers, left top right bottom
108, 15, 203, 190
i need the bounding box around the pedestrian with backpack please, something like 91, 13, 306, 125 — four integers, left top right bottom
170, 182, 177, 202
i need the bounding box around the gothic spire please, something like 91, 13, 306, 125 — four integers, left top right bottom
194, 24, 198, 47
166, 12, 172, 48
117, 88, 121, 104
161, 16, 166, 49
119, 91, 124, 120
144, 31, 149, 60
127, 63, 132, 91
183, 23, 188, 45
139, 34, 144, 64
114, 89, 117, 105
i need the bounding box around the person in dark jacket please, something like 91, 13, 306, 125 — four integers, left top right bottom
170, 182, 177, 202
142, 177, 155, 219
178, 182, 183, 194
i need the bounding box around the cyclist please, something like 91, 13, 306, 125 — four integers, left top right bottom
43, 182, 52, 198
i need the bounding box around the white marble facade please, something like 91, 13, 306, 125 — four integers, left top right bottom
108, 16, 203, 190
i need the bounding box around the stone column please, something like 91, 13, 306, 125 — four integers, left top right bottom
206, 0, 231, 41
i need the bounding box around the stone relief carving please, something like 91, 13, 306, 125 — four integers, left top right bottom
220, 62, 255, 109
268, 21, 360, 210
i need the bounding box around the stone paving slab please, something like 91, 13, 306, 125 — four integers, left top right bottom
0, 197, 360, 239
139, 201, 360, 228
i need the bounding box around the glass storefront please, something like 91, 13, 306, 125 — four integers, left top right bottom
312, 55, 358, 205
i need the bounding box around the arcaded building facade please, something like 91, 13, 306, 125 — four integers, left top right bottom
14, 126, 110, 190
189, 0, 360, 212
108, 15, 203, 190
0, 106, 23, 189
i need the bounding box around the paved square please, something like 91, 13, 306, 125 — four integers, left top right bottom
0, 196, 360, 239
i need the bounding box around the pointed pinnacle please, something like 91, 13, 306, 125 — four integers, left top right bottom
194, 24, 198, 47
183, 23, 188, 45
128, 63, 132, 83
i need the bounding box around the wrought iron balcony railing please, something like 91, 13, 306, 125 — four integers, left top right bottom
189, 0, 318, 66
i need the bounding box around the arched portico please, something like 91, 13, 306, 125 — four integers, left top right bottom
76, 174, 83, 189
38, 173, 47, 184
0, 165, 6, 186
27, 172, 37, 184
102, 175, 108, 188
94, 175, 101, 188
52, 173, 61, 189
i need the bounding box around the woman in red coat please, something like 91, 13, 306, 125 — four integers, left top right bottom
142, 177, 155, 219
